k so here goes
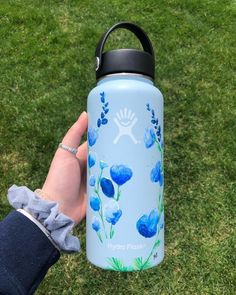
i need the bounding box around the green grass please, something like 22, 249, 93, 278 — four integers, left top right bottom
0, 0, 235, 294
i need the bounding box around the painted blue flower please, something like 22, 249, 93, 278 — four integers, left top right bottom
88, 127, 98, 146
97, 92, 109, 128
92, 216, 101, 232
136, 209, 159, 238
104, 200, 122, 225
146, 103, 162, 142
88, 152, 96, 168
101, 118, 107, 125
97, 118, 101, 128
100, 177, 115, 198
89, 175, 96, 186
100, 160, 108, 170
110, 165, 133, 186
156, 125, 161, 142
150, 161, 163, 186
90, 196, 100, 211
144, 128, 156, 148
100, 92, 105, 103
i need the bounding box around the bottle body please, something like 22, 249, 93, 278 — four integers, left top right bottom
86, 74, 164, 271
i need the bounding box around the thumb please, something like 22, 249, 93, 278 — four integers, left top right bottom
62, 111, 88, 148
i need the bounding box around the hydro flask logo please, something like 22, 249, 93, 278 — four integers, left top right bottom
113, 108, 138, 144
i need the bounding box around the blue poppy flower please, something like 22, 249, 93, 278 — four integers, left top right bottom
104, 200, 122, 225
100, 177, 115, 198
144, 128, 156, 148
88, 152, 96, 168
90, 196, 100, 211
92, 216, 101, 232
150, 161, 163, 186
100, 160, 108, 170
88, 127, 98, 146
136, 209, 159, 238
110, 165, 133, 186
89, 175, 96, 186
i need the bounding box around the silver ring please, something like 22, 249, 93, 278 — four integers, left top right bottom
59, 143, 78, 155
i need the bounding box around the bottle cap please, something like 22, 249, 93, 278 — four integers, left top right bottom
95, 22, 155, 81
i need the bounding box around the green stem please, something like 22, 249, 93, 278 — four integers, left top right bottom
96, 169, 103, 193
116, 185, 121, 201
98, 209, 107, 238
97, 231, 103, 243
141, 224, 161, 270
158, 191, 164, 213
109, 224, 113, 239
155, 139, 163, 165
141, 247, 155, 270
140, 137, 164, 269
156, 139, 164, 212
94, 168, 108, 238
97, 197, 107, 238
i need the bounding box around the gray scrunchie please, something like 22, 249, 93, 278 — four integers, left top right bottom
7, 185, 80, 253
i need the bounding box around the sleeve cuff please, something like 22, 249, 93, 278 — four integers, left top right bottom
0, 211, 60, 294
7, 185, 80, 253
17, 208, 60, 251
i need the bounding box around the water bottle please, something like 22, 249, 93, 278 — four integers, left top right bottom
86, 22, 164, 271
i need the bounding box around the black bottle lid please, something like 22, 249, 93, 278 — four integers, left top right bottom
95, 22, 155, 81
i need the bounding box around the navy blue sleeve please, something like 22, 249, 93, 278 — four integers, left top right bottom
0, 210, 60, 295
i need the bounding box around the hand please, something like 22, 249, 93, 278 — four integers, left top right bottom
41, 111, 88, 224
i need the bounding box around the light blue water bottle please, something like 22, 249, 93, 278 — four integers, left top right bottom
86, 22, 164, 271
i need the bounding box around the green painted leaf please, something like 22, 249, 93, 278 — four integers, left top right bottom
133, 257, 143, 270
160, 200, 164, 213
158, 194, 164, 214
153, 239, 161, 250
133, 257, 152, 270
141, 260, 152, 270
107, 257, 130, 272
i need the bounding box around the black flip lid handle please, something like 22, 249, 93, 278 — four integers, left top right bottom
95, 22, 154, 71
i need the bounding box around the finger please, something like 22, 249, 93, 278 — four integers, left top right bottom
62, 111, 88, 148
76, 141, 87, 161
76, 141, 88, 171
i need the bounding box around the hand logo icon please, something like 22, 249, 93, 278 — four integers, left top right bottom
113, 108, 138, 144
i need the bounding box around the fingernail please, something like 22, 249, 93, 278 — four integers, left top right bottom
78, 111, 87, 120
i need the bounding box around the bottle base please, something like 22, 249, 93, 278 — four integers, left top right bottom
86, 253, 164, 272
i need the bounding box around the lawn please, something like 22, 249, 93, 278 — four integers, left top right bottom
0, 0, 235, 294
